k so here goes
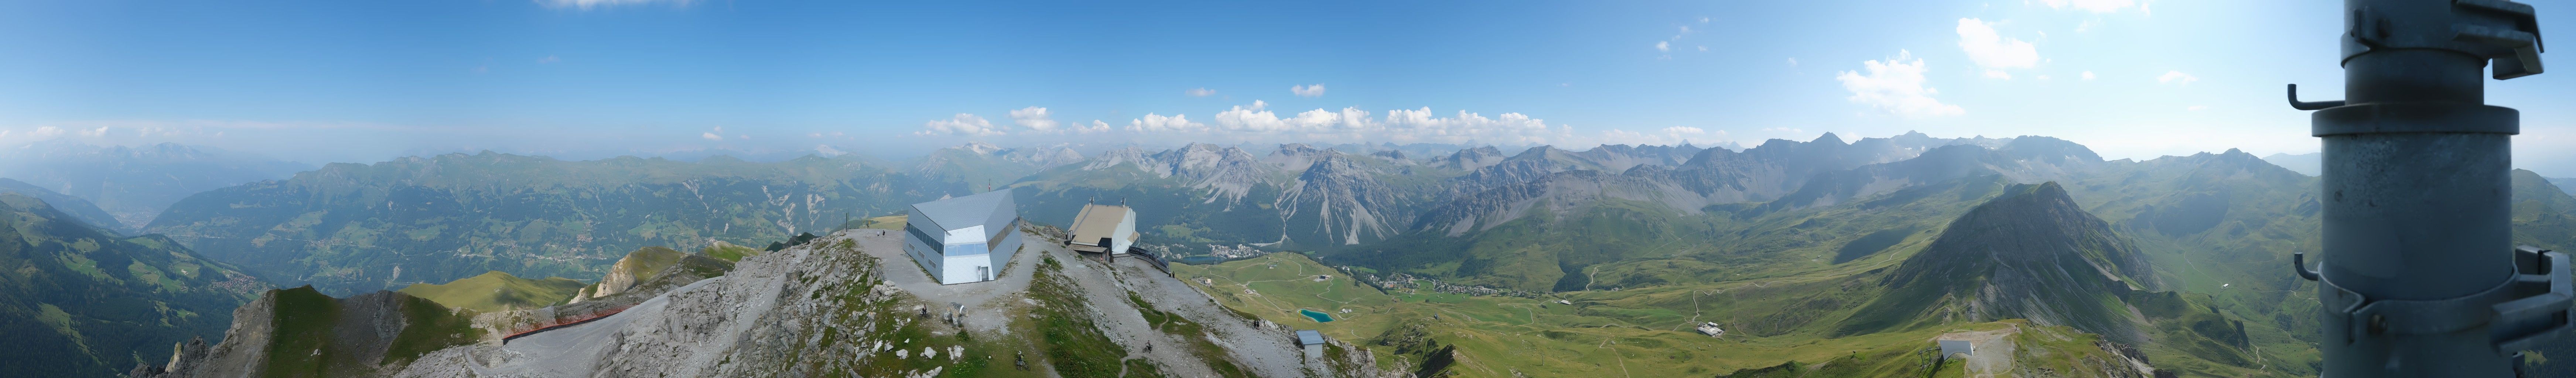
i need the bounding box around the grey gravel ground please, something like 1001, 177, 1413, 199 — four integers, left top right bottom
395, 228, 1352, 378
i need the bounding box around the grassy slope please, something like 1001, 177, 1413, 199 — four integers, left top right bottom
394, 271, 586, 312
1179, 253, 2175, 378
0, 193, 260, 377
255, 286, 481, 378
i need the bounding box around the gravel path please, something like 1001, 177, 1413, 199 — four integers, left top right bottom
1937, 326, 2019, 378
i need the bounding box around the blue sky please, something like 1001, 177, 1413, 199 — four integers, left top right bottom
2, 0, 2572, 173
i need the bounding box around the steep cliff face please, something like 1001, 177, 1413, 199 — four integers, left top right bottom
1839, 182, 2160, 342
1278, 153, 1406, 245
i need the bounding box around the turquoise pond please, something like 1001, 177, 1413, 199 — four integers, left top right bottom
1299, 309, 1335, 323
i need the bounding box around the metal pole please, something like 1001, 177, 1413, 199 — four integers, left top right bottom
2289, 0, 2568, 376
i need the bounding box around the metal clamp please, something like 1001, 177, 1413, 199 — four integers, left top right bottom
2493, 246, 2573, 352
2298, 247, 2572, 354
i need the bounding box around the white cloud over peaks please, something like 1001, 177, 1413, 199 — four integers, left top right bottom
1009, 106, 1059, 132
1127, 113, 1206, 133
1131, 103, 1560, 144
28, 126, 61, 138
2158, 71, 2198, 85
918, 113, 1005, 137
1663, 126, 1705, 135
78, 127, 109, 137
535, 0, 690, 10
701, 132, 722, 141
1956, 18, 2039, 73
1078, 120, 1113, 134
1656, 41, 1671, 52
1292, 84, 1326, 97
2040, 0, 2138, 13
1185, 88, 1217, 97
1836, 50, 1965, 117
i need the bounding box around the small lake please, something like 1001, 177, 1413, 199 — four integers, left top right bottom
1299, 309, 1336, 323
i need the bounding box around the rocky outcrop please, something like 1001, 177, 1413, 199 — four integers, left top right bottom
135, 287, 478, 378
575, 246, 685, 301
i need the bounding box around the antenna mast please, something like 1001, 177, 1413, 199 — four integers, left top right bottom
2289, 0, 2567, 375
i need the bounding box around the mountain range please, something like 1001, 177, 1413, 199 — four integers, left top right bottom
18, 132, 2576, 377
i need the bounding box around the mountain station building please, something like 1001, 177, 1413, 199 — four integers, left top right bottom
1066, 203, 1139, 255
903, 190, 1024, 284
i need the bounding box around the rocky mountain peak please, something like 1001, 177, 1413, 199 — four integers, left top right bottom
1851, 181, 2160, 342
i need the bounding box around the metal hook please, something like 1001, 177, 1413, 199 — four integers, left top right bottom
2295, 251, 2322, 281
2288, 84, 2347, 110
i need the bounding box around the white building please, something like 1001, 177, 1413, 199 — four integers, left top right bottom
1066, 203, 1138, 255
1295, 330, 1327, 358
903, 190, 1024, 285
1695, 322, 1726, 337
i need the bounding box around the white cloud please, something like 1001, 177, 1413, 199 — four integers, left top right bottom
701, 132, 722, 141
737, 134, 749, 140
1984, 69, 2014, 80
30, 126, 64, 138
2158, 70, 2198, 85
917, 113, 1005, 137
1185, 88, 1217, 97
1123, 103, 1565, 145
1956, 18, 2039, 73
1291, 84, 1326, 97
2036, 75, 2051, 80
1663, 126, 1705, 135
537, 55, 560, 64
1126, 113, 1205, 133
2038, 0, 2137, 13
1835, 50, 1965, 117
534, 0, 690, 10
1698, 17, 1710, 23
814, 145, 847, 157
1697, 45, 1708, 52
78, 127, 109, 137
1078, 120, 1113, 134
2081, 71, 2097, 80
1787, 58, 1799, 66
1655, 41, 1670, 52
1008, 106, 1059, 132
